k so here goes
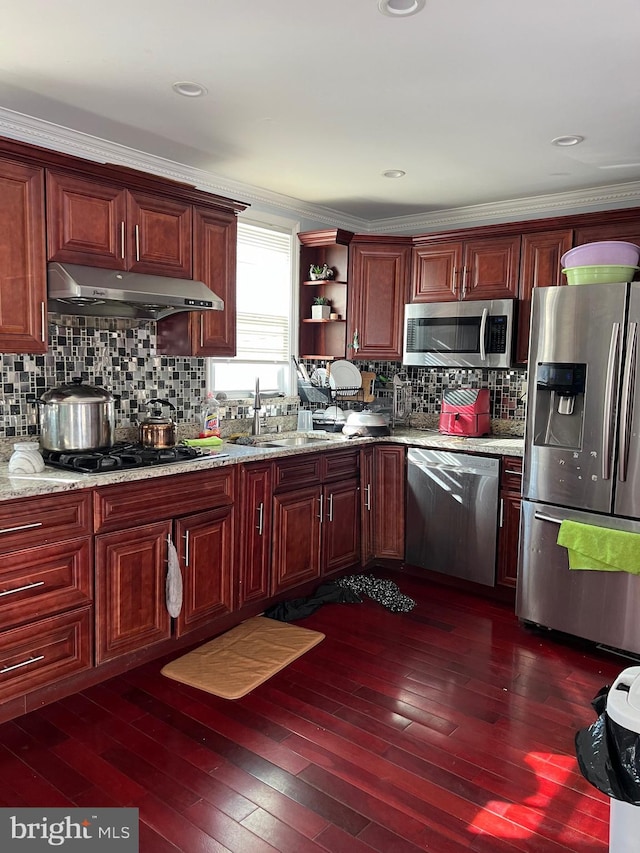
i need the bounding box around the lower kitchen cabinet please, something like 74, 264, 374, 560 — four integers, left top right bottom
322, 476, 361, 575
238, 462, 273, 608
0, 490, 94, 706
360, 446, 375, 565
272, 484, 322, 593
373, 444, 406, 559
174, 506, 234, 637
271, 449, 361, 593
95, 520, 172, 663
497, 456, 523, 589
0, 608, 92, 703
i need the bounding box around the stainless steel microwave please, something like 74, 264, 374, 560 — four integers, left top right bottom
403, 299, 515, 369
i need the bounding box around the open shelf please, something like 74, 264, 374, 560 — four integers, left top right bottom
298, 229, 353, 361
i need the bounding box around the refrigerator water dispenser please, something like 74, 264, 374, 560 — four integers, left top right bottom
533, 362, 586, 449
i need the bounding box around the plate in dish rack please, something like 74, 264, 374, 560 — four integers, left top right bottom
330, 360, 362, 390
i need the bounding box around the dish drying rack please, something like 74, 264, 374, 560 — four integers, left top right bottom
297, 371, 376, 406
392, 373, 412, 427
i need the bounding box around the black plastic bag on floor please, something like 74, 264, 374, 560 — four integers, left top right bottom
575, 684, 640, 803
263, 581, 362, 622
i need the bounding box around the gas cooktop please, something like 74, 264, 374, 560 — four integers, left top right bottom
42, 442, 226, 475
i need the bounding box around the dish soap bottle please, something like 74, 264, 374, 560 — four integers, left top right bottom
201, 392, 221, 438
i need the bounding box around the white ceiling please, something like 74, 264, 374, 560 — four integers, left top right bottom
1, 0, 640, 229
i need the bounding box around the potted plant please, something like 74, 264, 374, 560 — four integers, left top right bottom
309, 263, 334, 281
311, 295, 331, 320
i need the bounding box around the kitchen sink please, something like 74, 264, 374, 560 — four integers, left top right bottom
263, 435, 331, 448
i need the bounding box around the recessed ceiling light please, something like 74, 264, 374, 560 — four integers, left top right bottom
378, 0, 426, 18
172, 81, 208, 98
383, 169, 406, 178
551, 135, 584, 147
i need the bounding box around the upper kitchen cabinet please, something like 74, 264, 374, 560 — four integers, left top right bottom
157, 206, 239, 357
298, 229, 353, 360
347, 237, 411, 361
0, 157, 47, 354
46, 171, 192, 278
412, 235, 520, 302
573, 219, 640, 248
515, 229, 573, 364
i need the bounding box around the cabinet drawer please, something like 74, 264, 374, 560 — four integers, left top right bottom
273, 454, 322, 491
0, 607, 92, 704
0, 538, 92, 630
0, 492, 92, 555
95, 468, 235, 532
501, 456, 523, 493
322, 449, 359, 482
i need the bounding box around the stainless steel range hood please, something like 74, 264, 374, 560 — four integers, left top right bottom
47, 262, 223, 320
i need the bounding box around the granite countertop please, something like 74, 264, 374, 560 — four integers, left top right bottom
0, 429, 524, 502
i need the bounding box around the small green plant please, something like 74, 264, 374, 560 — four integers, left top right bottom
313, 296, 330, 305
311, 265, 326, 275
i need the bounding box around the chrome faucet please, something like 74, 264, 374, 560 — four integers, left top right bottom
252, 377, 262, 435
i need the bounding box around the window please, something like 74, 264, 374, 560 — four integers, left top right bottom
208, 217, 297, 396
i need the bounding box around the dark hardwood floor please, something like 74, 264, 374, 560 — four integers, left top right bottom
0, 570, 623, 852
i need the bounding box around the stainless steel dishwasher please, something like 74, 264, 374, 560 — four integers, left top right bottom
405, 448, 500, 586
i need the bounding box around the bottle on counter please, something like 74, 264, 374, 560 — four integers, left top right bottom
201, 392, 221, 438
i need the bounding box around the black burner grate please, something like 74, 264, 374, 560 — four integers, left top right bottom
42, 442, 204, 474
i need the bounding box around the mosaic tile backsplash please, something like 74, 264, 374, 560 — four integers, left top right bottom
0, 313, 526, 442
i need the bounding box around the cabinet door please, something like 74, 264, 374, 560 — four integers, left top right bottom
322, 478, 361, 576
348, 243, 410, 360
174, 507, 234, 637
462, 235, 520, 300
516, 230, 573, 364
126, 191, 192, 278
574, 221, 640, 247
272, 485, 322, 593
0, 158, 47, 354
374, 445, 405, 559
46, 171, 127, 269
497, 457, 523, 589
360, 447, 375, 565
156, 206, 237, 356
238, 463, 272, 608
95, 520, 172, 663
497, 492, 521, 589
411, 241, 461, 302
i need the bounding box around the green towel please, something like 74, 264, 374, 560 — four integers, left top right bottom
181, 436, 224, 447
557, 519, 640, 573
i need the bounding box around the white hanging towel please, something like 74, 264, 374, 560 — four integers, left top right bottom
166, 537, 183, 618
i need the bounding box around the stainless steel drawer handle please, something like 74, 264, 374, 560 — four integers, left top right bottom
0, 580, 45, 598
1, 655, 45, 674
0, 522, 43, 535
534, 512, 562, 525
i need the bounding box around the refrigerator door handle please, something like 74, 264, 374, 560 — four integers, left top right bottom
602, 322, 621, 481
534, 512, 562, 525
479, 308, 488, 362
618, 321, 638, 482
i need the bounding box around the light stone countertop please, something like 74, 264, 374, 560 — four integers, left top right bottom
0, 429, 523, 503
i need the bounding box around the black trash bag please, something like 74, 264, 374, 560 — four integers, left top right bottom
263, 581, 362, 622
575, 684, 640, 804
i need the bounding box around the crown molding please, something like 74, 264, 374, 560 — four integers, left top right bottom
0, 108, 369, 232
2, 107, 639, 235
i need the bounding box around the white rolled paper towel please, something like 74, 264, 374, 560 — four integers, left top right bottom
166, 539, 183, 618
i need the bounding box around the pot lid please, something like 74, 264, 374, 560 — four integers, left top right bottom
40, 377, 114, 404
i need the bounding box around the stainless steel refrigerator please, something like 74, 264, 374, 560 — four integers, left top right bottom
517, 282, 640, 654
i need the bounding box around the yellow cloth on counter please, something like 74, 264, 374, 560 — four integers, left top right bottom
557, 519, 640, 573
